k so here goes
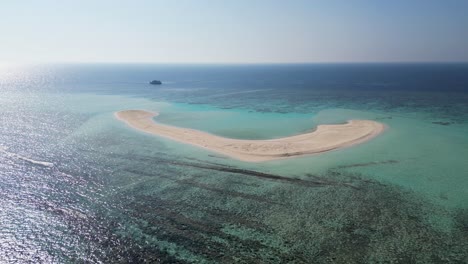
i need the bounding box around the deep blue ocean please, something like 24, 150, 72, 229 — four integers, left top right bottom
1, 64, 468, 263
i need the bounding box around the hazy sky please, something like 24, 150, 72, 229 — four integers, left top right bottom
1, 0, 467, 63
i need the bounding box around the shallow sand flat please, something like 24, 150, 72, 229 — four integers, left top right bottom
115, 110, 385, 162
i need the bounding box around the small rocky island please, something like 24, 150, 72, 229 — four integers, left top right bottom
149, 80, 162, 85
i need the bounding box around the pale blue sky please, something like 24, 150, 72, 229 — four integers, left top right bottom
1, 0, 467, 63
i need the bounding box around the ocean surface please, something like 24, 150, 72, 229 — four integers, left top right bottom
1, 63, 467, 263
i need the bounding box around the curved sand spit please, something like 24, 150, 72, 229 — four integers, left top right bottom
115, 110, 385, 162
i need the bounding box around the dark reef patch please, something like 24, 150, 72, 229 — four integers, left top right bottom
432, 121, 454, 126
54, 148, 468, 263
92, 164, 468, 262
334, 159, 399, 169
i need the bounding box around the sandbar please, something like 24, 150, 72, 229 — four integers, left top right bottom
115, 110, 385, 162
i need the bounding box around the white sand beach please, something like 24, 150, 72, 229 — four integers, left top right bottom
115, 110, 385, 162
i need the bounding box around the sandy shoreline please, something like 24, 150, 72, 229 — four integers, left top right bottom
115, 110, 385, 162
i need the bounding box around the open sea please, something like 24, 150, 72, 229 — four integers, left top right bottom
1, 63, 468, 263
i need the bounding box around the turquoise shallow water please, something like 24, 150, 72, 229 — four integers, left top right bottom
1, 64, 468, 262
136, 101, 468, 209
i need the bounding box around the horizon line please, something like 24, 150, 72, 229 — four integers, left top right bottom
3, 61, 468, 66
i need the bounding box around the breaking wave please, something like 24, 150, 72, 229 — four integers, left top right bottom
0, 146, 54, 168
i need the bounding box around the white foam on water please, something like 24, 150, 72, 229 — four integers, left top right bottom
0, 146, 54, 168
